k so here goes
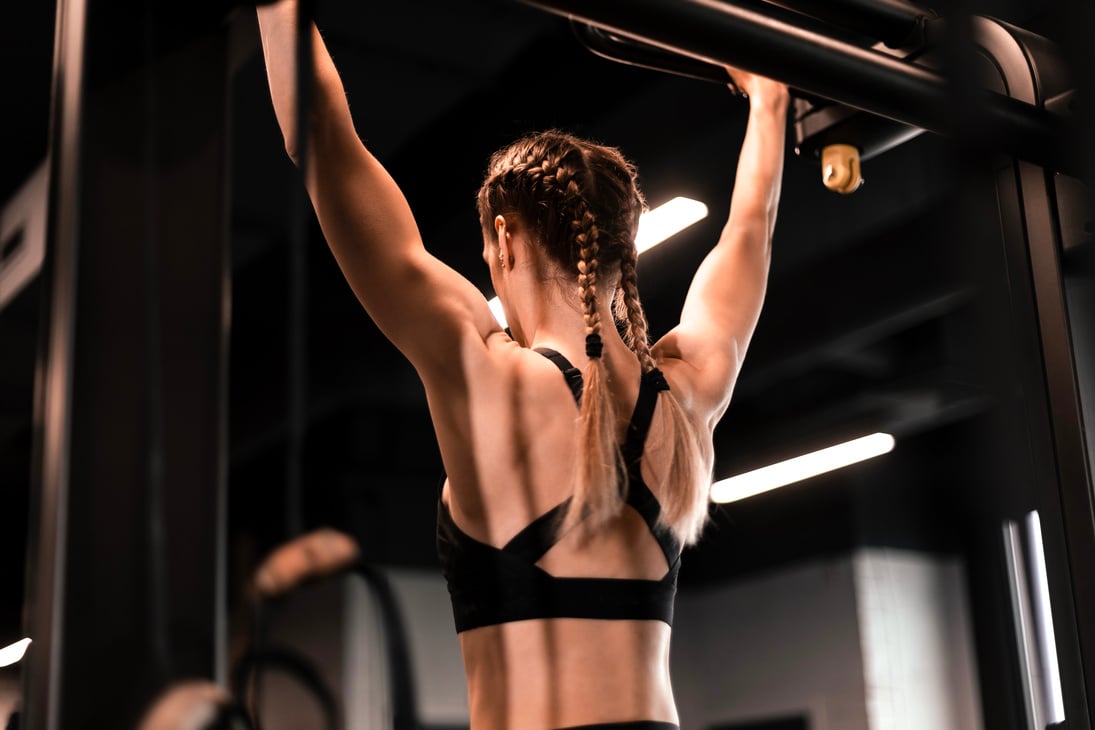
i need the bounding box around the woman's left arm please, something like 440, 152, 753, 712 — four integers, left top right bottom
653, 70, 790, 424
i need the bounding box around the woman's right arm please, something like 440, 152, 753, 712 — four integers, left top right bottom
255, 2, 500, 376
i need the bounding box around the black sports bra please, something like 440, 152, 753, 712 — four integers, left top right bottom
436, 348, 681, 633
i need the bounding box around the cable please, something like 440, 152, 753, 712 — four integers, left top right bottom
232, 644, 339, 730
240, 528, 422, 729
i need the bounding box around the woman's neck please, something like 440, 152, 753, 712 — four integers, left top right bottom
513, 280, 626, 360
501, 249, 625, 356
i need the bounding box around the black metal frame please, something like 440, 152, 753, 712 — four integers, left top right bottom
21, 0, 1091, 725
521, 0, 1078, 175
520, 0, 1095, 727
760, 0, 936, 49
24, 1, 233, 726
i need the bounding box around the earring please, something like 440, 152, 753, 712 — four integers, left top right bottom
498, 253, 506, 269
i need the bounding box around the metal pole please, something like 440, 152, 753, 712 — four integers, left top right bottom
762, 0, 937, 47
24, 1, 232, 725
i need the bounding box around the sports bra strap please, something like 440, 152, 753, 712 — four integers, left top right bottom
622, 368, 670, 466
534, 348, 583, 404
621, 369, 678, 564
626, 479, 680, 565
530, 348, 679, 563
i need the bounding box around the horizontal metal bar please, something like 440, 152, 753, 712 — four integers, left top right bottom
763, 0, 936, 48
519, 0, 1075, 174
569, 0, 873, 86
571, 23, 730, 85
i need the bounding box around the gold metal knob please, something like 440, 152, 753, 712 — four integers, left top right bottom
821, 143, 864, 194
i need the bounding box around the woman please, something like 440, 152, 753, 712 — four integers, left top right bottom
256, 3, 789, 728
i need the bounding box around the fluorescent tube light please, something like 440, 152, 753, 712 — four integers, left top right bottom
0, 637, 31, 667
487, 196, 708, 327
487, 297, 507, 328
635, 196, 709, 253
1003, 519, 1042, 729
1026, 510, 1065, 724
710, 432, 895, 504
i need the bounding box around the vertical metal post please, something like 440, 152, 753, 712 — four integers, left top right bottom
990, 153, 1095, 730
977, 15, 1095, 724
23, 1, 232, 727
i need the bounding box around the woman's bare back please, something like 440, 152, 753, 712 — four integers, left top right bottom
433, 339, 685, 729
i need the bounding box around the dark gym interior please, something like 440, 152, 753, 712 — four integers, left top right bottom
1, 0, 1093, 728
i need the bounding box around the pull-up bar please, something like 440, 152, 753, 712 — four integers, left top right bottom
569, 0, 872, 87
571, 23, 729, 86
520, 0, 1076, 175
763, 0, 936, 48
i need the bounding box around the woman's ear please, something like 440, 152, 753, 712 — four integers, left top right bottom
494, 215, 513, 268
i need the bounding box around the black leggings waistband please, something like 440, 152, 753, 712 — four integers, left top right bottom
557, 723, 679, 730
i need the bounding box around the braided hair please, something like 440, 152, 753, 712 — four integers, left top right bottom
476, 130, 710, 545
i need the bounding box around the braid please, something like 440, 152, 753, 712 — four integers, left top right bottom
619, 238, 711, 545
525, 150, 610, 356
529, 153, 600, 333
574, 201, 603, 348
617, 245, 656, 373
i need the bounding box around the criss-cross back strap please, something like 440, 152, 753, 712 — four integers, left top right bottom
501, 498, 572, 562
518, 351, 679, 562
622, 368, 678, 563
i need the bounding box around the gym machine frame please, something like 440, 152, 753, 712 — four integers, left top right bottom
23, 2, 233, 728
521, 0, 1095, 727
20, 0, 1093, 726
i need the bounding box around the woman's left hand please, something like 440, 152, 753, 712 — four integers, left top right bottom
724, 64, 790, 109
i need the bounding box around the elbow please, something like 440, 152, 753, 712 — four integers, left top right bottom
285, 141, 301, 168
282, 95, 334, 168
283, 123, 309, 167
761, 231, 774, 263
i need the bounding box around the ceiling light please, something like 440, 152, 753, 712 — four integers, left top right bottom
635, 196, 709, 253
487, 297, 507, 328
709, 433, 896, 504
1025, 510, 1065, 724
0, 637, 31, 667
487, 196, 708, 327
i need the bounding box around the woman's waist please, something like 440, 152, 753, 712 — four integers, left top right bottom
460, 618, 677, 730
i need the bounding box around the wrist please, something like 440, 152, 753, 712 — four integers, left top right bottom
749, 87, 791, 116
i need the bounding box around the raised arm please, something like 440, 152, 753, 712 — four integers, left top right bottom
652, 69, 790, 425
255, 2, 499, 376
